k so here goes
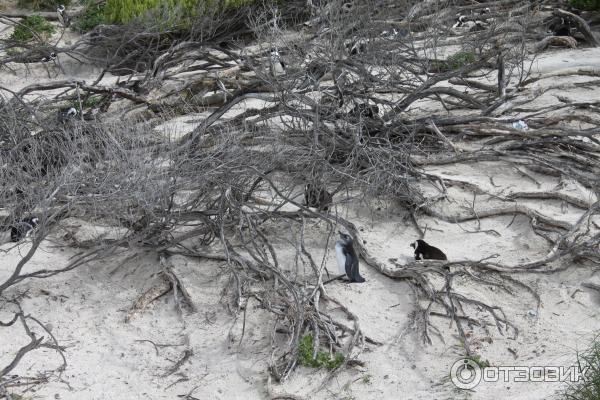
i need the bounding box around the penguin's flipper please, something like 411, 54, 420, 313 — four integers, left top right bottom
346, 254, 365, 283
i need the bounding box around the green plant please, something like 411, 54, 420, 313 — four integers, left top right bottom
467, 354, 490, 369
562, 339, 600, 400
74, 2, 106, 33
17, 0, 71, 10
298, 334, 345, 370
102, 0, 255, 25
10, 15, 55, 42
569, 0, 600, 10
68, 95, 100, 111
447, 51, 477, 70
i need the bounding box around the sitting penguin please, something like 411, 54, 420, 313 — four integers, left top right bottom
410, 239, 447, 261
41, 52, 57, 63
350, 102, 380, 119
335, 231, 365, 283
304, 183, 333, 211
58, 107, 78, 124
548, 17, 572, 36
10, 217, 39, 242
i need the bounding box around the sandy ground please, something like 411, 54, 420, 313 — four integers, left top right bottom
2, 17, 600, 400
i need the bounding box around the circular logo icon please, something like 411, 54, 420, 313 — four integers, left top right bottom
450, 358, 482, 390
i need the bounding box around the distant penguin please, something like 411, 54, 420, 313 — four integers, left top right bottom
269, 48, 285, 77
335, 232, 365, 283
57, 5, 70, 27
117, 79, 144, 94
351, 103, 379, 119
304, 183, 333, 211
10, 217, 39, 242
410, 239, 447, 261
41, 52, 57, 63
453, 15, 467, 28
298, 60, 329, 90
381, 28, 399, 39
470, 20, 488, 32
346, 38, 368, 56
58, 107, 78, 123
549, 17, 571, 36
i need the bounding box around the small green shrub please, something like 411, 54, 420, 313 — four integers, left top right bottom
447, 51, 477, 70
569, 0, 600, 10
10, 15, 55, 42
17, 0, 71, 10
69, 95, 101, 111
562, 339, 600, 400
73, 2, 106, 33
467, 354, 490, 369
298, 334, 345, 370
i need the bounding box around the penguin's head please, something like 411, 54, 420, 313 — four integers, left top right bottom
67, 107, 77, 117
31, 217, 39, 227
338, 231, 353, 245
410, 239, 426, 250
57, 4, 65, 12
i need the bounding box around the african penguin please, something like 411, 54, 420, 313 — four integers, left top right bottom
58, 107, 78, 124
41, 52, 57, 63
470, 20, 488, 32
335, 232, 365, 283
346, 38, 368, 56
453, 15, 467, 28
298, 60, 329, 90
304, 183, 333, 211
410, 239, 447, 261
269, 48, 285, 77
381, 28, 399, 39
57, 5, 70, 27
351, 103, 379, 119
549, 17, 571, 36
10, 217, 39, 242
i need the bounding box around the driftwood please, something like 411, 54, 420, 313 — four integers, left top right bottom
535, 35, 578, 52
553, 8, 600, 47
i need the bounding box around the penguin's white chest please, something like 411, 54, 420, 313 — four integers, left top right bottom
271, 62, 285, 76
335, 243, 346, 275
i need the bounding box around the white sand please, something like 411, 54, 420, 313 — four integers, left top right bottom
2, 25, 600, 400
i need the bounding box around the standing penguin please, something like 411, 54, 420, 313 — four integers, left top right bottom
10, 217, 39, 242
57, 5, 70, 28
335, 232, 365, 283
304, 183, 332, 211
269, 48, 285, 77
410, 239, 447, 261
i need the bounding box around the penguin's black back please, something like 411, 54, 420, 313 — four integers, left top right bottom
304, 183, 332, 211
414, 240, 447, 261
10, 217, 38, 242
341, 240, 365, 283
